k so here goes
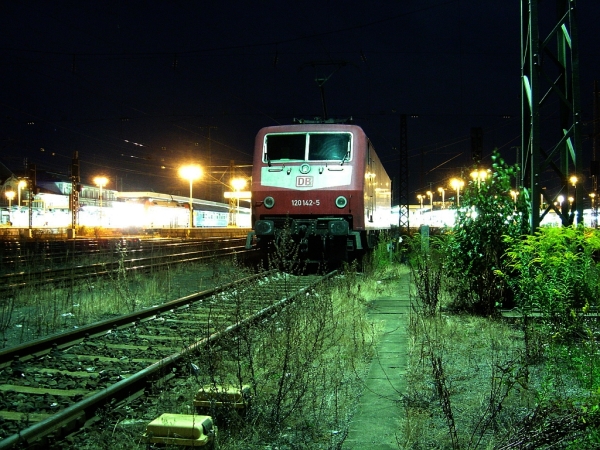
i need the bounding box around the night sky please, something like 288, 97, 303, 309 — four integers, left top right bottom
1, 1, 599, 202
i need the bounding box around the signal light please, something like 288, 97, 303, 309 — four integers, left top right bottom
335, 196, 347, 208
264, 196, 275, 209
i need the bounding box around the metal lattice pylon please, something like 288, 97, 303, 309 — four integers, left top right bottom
398, 114, 409, 233
521, 0, 583, 231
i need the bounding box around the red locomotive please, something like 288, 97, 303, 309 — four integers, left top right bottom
246, 123, 392, 266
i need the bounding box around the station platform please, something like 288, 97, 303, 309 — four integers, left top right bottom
342, 272, 411, 449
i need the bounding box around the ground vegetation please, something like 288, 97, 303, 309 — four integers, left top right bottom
403, 152, 600, 448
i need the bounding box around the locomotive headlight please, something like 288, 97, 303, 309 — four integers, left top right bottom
255, 220, 275, 235
335, 195, 348, 208
329, 220, 349, 235
263, 196, 275, 209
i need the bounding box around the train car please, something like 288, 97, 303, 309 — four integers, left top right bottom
246, 123, 392, 265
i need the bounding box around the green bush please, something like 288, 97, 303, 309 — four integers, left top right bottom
444, 150, 529, 315
502, 226, 600, 335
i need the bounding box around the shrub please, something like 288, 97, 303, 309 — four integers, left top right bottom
444, 150, 529, 315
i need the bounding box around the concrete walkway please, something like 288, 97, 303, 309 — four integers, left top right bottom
342, 273, 411, 449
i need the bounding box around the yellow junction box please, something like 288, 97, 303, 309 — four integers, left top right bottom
194, 385, 251, 409
144, 413, 214, 447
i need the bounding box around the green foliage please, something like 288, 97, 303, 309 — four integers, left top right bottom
502, 227, 600, 323
444, 150, 529, 314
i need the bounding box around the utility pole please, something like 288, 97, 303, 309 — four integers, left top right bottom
69, 151, 80, 238
27, 164, 36, 232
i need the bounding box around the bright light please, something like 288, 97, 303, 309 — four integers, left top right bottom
93, 176, 109, 225
231, 178, 247, 191
93, 176, 108, 188
5, 191, 15, 201
179, 165, 202, 182
569, 175, 578, 186
179, 164, 202, 228
450, 178, 464, 190
417, 194, 424, 211
17, 180, 27, 211
450, 178, 464, 206
438, 187, 445, 208
470, 169, 488, 181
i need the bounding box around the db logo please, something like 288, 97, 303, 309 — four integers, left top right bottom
296, 176, 313, 187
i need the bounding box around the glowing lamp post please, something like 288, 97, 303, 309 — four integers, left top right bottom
570, 175, 578, 187
426, 190, 433, 210
450, 178, 464, 207
417, 194, 424, 213
5, 191, 15, 224
470, 169, 488, 189
591, 192, 597, 228
230, 178, 246, 226
179, 165, 202, 228
94, 176, 108, 227
17, 180, 27, 212
93, 176, 108, 208
437, 187, 445, 209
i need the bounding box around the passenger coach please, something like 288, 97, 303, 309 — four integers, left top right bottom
246, 123, 392, 265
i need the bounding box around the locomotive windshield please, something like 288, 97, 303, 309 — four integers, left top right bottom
264, 132, 351, 162
308, 133, 351, 161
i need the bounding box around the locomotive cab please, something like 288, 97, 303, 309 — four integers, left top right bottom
247, 124, 391, 267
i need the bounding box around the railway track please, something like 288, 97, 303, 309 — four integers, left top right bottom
0, 237, 252, 290
0, 270, 335, 449
0, 237, 247, 274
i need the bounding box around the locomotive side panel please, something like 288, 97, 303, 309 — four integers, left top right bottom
364, 140, 392, 231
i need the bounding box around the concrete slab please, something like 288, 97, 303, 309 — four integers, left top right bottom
342, 273, 411, 449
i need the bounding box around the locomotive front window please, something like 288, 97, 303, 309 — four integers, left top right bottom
308, 133, 351, 161
264, 134, 306, 161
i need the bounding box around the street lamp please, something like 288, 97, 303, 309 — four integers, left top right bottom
569, 175, 578, 187
93, 176, 108, 208
230, 177, 247, 226
591, 192, 597, 228
94, 176, 108, 227
470, 169, 488, 188
179, 164, 202, 228
5, 191, 15, 224
437, 187, 445, 209
450, 178, 464, 206
17, 180, 27, 212
426, 190, 433, 210
417, 194, 424, 212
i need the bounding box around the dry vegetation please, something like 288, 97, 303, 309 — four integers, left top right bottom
403, 229, 600, 449
1, 237, 403, 449
0, 254, 241, 349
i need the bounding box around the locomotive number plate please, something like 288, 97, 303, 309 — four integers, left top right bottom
291, 199, 320, 206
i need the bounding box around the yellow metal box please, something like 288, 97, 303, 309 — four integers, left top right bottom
144, 413, 214, 447
194, 384, 250, 409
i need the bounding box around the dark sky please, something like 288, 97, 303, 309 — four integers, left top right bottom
1, 1, 599, 201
